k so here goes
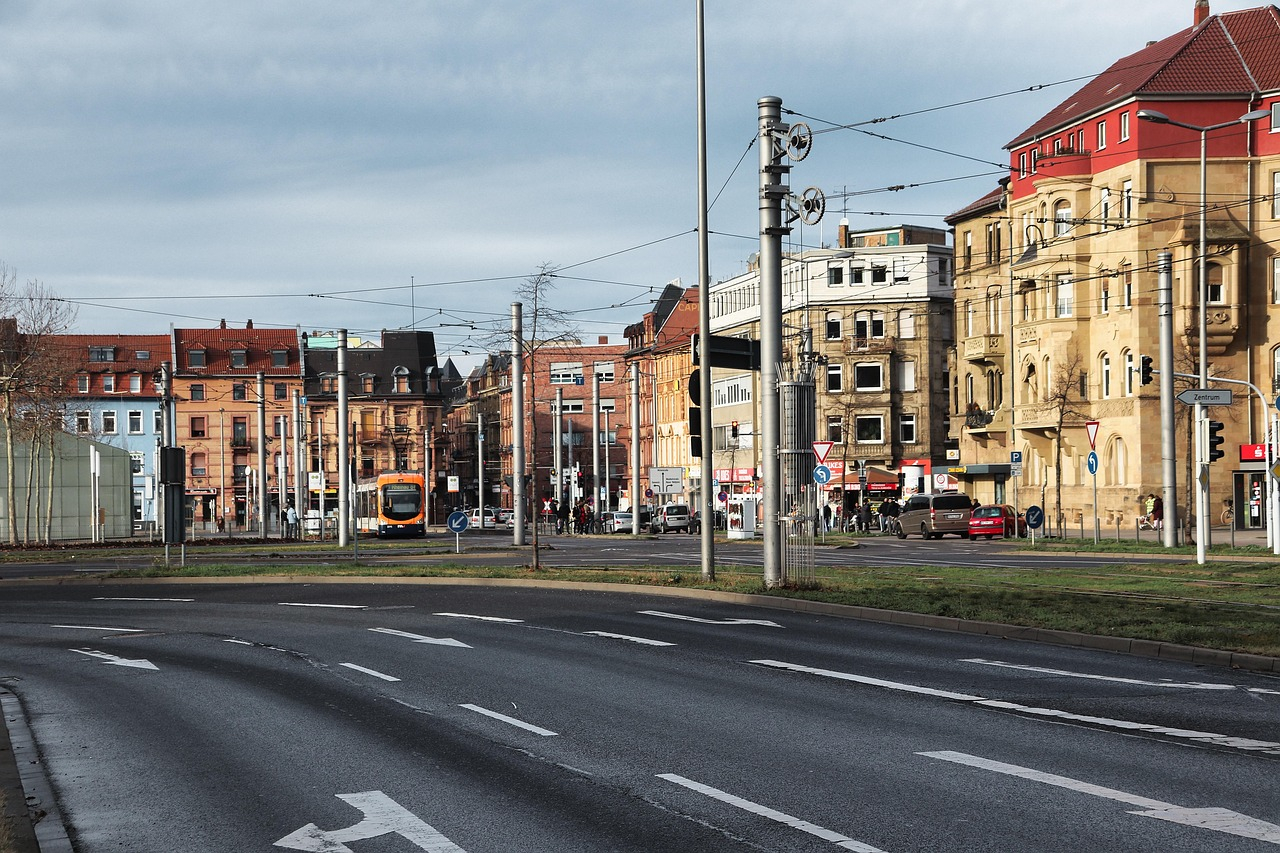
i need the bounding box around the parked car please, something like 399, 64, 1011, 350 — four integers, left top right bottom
968, 504, 1027, 539
896, 492, 973, 539
650, 503, 691, 533
466, 507, 499, 529
690, 510, 726, 533
604, 511, 634, 533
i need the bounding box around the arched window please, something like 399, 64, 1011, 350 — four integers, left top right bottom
392, 366, 410, 393
966, 373, 975, 408
1022, 360, 1037, 404
825, 311, 842, 340
897, 309, 915, 339
1042, 356, 1052, 402
963, 301, 973, 337
986, 292, 1001, 334
190, 452, 207, 478
1099, 353, 1111, 399
1054, 199, 1072, 237
1122, 350, 1134, 396
1105, 436, 1127, 487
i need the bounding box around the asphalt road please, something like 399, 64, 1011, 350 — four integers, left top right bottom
2, 581, 1277, 851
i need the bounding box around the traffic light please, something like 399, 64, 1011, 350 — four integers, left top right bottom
1139, 355, 1154, 386
688, 368, 701, 458
1207, 420, 1225, 463
730, 420, 739, 439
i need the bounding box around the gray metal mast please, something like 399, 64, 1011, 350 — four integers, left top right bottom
592, 372, 601, 516
554, 387, 563, 508
292, 389, 304, 520
337, 331, 350, 547
759, 96, 787, 587
630, 362, 641, 534
696, 0, 715, 579
257, 371, 267, 539
511, 302, 527, 545
1157, 251, 1179, 547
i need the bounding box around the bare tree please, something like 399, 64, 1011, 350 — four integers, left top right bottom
1041, 347, 1089, 532
0, 267, 78, 545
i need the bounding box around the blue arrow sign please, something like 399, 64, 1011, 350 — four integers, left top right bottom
1025, 505, 1044, 530
1087, 451, 1098, 476
446, 511, 469, 533
813, 465, 832, 485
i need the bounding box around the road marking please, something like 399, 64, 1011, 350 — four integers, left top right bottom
368, 627, 471, 647
640, 610, 782, 627
962, 658, 1235, 690
921, 751, 1280, 845
70, 649, 158, 670
434, 612, 523, 623
52, 625, 145, 632
279, 602, 369, 609
658, 773, 886, 852
584, 631, 676, 647
340, 663, 401, 682
224, 639, 253, 645
92, 597, 194, 602
459, 704, 557, 736
752, 659, 1280, 756
275, 790, 466, 852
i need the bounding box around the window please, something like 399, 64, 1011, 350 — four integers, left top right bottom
190, 384, 205, 401
963, 301, 973, 337
826, 364, 843, 393
594, 362, 615, 382
127, 411, 143, 434
88, 346, 115, 362
1124, 351, 1135, 396
549, 362, 583, 384
1096, 120, 1107, 150
1119, 111, 1129, 142
154, 410, 163, 432
1272, 103, 1280, 132
129, 451, 144, 474
854, 415, 884, 443
77, 375, 89, 394
392, 366, 409, 393
854, 311, 885, 340
851, 267, 864, 285
559, 400, 585, 414
895, 360, 916, 392
1018, 152, 1027, 178
1031, 149, 1039, 174
75, 411, 90, 433
827, 266, 843, 286
1273, 258, 1280, 303
101, 411, 117, 434
1122, 180, 1133, 226
1121, 264, 1133, 307
229, 349, 247, 368
1274, 347, 1280, 391
1100, 187, 1111, 226
274, 382, 288, 400
361, 375, 375, 393
190, 416, 207, 438
897, 309, 915, 339
129, 374, 142, 393
1078, 370, 1089, 400
1206, 262, 1224, 304
985, 223, 1001, 265
1100, 354, 1112, 398
102, 374, 115, 393
188, 349, 206, 368
272, 349, 289, 368
1100, 276, 1110, 313
190, 452, 207, 478
963, 231, 972, 269
232, 417, 248, 445
854, 363, 884, 391
232, 383, 247, 401
135, 350, 151, 361
986, 293, 1001, 334
1053, 137, 1063, 155
899, 413, 917, 444
1055, 274, 1074, 318
319, 375, 337, 393
871, 265, 888, 284
825, 311, 842, 340
826, 415, 843, 443
1053, 199, 1072, 237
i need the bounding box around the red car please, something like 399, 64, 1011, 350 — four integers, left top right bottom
968, 504, 1027, 539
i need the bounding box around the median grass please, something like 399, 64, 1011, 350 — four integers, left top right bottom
56, 538, 1278, 659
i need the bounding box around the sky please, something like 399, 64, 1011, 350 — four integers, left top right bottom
0, 0, 1265, 367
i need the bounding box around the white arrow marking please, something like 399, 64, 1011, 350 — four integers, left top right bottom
368, 627, 471, 648
70, 649, 158, 670
52, 625, 145, 632
340, 663, 400, 682
584, 631, 676, 647
275, 790, 467, 852
659, 773, 886, 852
961, 658, 1235, 690
279, 602, 369, 609
639, 610, 781, 627
459, 704, 557, 736
921, 751, 1280, 845
92, 597, 193, 602
433, 612, 523, 623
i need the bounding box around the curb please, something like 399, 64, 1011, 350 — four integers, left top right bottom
0, 689, 72, 853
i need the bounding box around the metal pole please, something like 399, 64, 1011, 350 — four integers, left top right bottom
759, 95, 786, 587
592, 372, 601, 518
554, 387, 563, 510
257, 371, 267, 539
630, 362, 641, 534
604, 410, 611, 514
477, 411, 485, 528
696, 0, 715, 580
1157, 251, 1179, 547
337, 330, 350, 547
1197, 127, 1209, 558
511, 302, 527, 545
292, 389, 304, 526
1272, 414, 1279, 555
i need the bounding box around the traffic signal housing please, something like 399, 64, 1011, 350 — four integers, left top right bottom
1139, 355, 1154, 386
1207, 420, 1225, 463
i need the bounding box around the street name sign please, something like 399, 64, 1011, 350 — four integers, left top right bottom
1177, 389, 1232, 406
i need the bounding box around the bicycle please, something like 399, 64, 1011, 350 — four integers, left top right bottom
1221, 501, 1234, 526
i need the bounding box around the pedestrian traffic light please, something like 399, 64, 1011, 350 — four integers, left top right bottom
1139, 355, 1154, 386
1207, 420, 1225, 462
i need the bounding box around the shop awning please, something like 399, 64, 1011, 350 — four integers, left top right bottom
824, 467, 899, 492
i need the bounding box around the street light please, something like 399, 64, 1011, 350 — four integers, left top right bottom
1137, 107, 1268, 558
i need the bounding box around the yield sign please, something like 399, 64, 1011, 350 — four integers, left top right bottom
812, 441, 835, 465
1085, 421, 1100, 450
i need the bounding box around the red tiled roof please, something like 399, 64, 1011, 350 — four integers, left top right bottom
50, 334, 171, 374
1008, 6, 1280, 147
945, 185, 1004, 225
173, 326, 300, 375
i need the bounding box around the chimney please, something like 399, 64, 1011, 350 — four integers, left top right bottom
1194, 0, 1209, 26
838, 219, 850, 248
246, 319, 253, 329
597, 336, 608, 345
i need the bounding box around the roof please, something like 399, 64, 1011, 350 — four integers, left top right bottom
173, 325, 300, 375
945, 185, 1005, 226
1008, 5, 1280, 147
50, 334, 171, 374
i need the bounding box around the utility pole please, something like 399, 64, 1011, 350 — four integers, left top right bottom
696, 0, 715, 580
554, 387, 564, 510
511, 302, 527, 546
337, 330, 350, 547
1157, 251, 1179, 547
630, 362, 641, 534
477, 411, 485, 525
592, 372, 601, 516
257, 371, 267, 539
759, 96, 787, 587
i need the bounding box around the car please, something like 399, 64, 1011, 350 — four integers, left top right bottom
604, 511, 634, 533
689, 509, 726, 533
466, 508, 499, 529
968, 504, 1027, 539
896, 492, 973, 539
650, 503, 691, 533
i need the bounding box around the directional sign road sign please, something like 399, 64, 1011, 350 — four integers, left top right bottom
1177, 388, 1232, 406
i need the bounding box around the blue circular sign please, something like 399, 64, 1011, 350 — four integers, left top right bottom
718, 491, 729, 503
1087, 451, 1099, 476
446, 510, 469, 533
645, 488, 654, 498
1025, 505, 1044, 530
813, 465, 832, 485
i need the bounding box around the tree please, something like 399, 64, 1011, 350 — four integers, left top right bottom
1042, 347, 1089, 533
0, 266, 78, 545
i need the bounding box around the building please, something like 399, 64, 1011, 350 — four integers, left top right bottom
707, 223, 956, 514
947, 1, 1280, 530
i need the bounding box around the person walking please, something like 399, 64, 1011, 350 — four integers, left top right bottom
285, 504, 299, 540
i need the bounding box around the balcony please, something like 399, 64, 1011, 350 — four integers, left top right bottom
962, 334, 1006, 363
845, 335, 896, 354
962, 405, 1010, 435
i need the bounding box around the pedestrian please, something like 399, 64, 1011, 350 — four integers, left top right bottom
1151, 495, 1163, 531
821, 503, 831, 532
285, 504, 299, 540
1144, 493, 1156, 523
859, 500, 872, 534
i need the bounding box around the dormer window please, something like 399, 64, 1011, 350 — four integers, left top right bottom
392, 366, 410, 393
272, 349, 289, 367
230, 349, 248, 369
189, 349, 206, 368
88, 346, 115, 362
